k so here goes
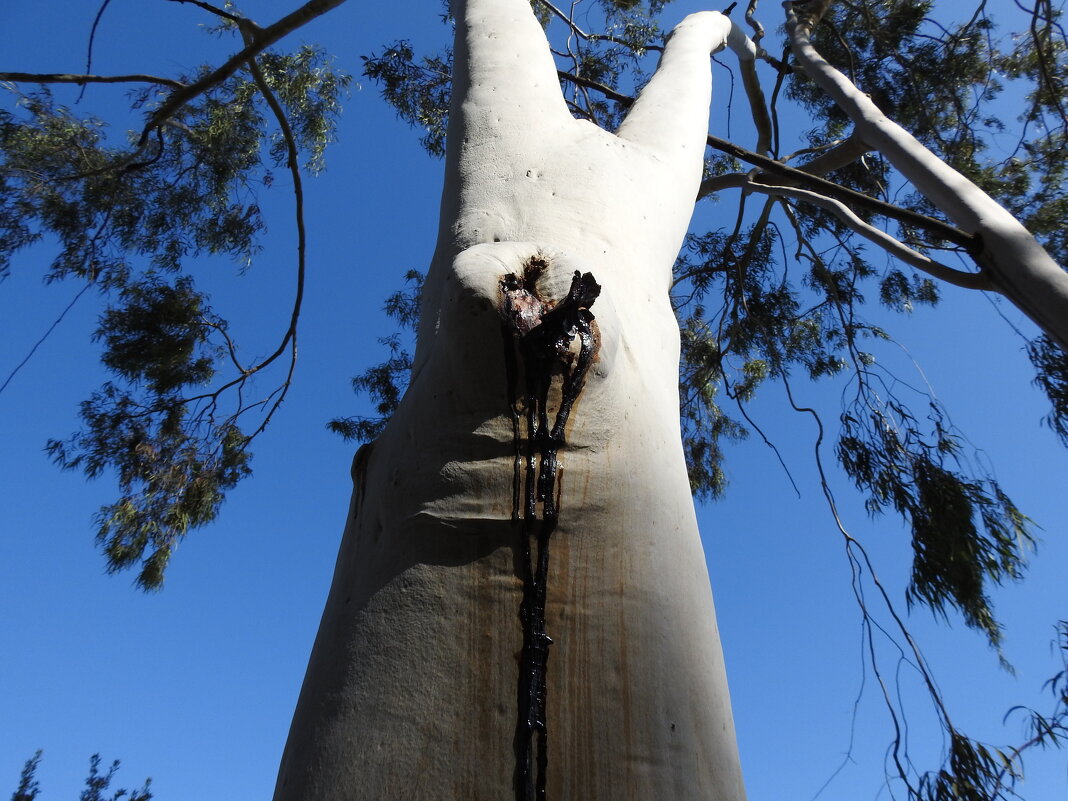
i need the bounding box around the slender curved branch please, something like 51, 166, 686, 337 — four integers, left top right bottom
704, 133, 978, 251
0, 72, 186, 90
77, 0, 113, 102
536, 0, 664, 52
167, 36, 308, 432
235, 33, 305, 440
704, 173, 990, 289
779, 369, 958, 731
199, 319, 247, 375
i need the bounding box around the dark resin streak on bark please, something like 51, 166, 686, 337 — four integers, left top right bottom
501, 264, 600, 801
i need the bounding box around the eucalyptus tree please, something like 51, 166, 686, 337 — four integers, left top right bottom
2, 0, 1067, 800
276, 2, 758, 798
347, 2, 1068, 795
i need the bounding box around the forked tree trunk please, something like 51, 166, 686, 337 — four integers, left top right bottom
273, 2, 748, 798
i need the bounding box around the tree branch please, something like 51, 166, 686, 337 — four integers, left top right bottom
137, 0, 348, 147
12, 0, 347, 185
711, 173, 991, 290
785, 0, 1068, 349
703, 133, 978, 251
165, 0, 245, 25
536, 0, 664, 52
162, 33, 310, 434
740, 57, 772, 154
237, 33, 306, 440
77, 0, 113, 102
0, 72, 186, 90
720, 25, 773, 155
794, 132, 871, 175
554, 68, 979, 252
557, 69, 632, 105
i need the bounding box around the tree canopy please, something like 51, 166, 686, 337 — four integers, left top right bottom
2, 1, 1066, 799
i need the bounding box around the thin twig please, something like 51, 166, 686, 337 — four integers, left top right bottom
0, 283, 93, 396
536, 0, 664, 52
77, 0, 113, 102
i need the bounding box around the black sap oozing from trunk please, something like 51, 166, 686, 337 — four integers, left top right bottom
501, 262, 600, 801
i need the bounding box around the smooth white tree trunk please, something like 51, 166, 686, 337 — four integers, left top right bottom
273, 2, 748, 799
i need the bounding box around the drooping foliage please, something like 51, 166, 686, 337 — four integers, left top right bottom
362, 44, 453, 157
327, 268, 423, 443
837, 400, 1033, 645
45, 276, 250, 588
0, 5, 349, 588
1029, 333, 1068, 445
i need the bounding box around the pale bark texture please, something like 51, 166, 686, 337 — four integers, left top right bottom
273, 2, 747, 799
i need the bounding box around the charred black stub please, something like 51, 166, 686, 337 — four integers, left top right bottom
501, 260, 600, 801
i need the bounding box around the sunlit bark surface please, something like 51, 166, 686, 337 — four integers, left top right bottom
274, 2, 747, 798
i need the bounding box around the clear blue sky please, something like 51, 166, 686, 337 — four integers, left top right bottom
1, 1, 1065, 799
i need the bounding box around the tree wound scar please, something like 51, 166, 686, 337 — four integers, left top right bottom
500, 260, 601, 801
